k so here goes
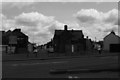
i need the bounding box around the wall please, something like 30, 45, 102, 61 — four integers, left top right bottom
103, 33, 120, 51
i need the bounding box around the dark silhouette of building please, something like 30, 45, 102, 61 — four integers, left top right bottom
11, 29, 28, 53
0, 31, 7, 45
53, 25, 86, 54
1, 29, 29, 54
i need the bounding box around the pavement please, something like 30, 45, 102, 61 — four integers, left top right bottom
1, 50, 119, 62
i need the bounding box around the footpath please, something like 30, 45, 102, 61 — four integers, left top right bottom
1, 51, 119, 62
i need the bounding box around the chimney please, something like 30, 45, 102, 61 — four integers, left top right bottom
64, 25, 68, 31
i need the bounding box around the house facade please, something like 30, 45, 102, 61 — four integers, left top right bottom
103, 31, 120, 52
53, 25, 86, 54
2, 29, 29, 54
11, 29, 28, 53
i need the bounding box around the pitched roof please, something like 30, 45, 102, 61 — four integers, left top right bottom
5, 30, 12, 36
104, 31, 120, 40
54, 29, 84, 40
4, 29, 28, 38
69, 30, 84, 39
12, 31, 28, 37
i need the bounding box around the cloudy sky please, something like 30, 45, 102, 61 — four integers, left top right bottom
1, 0, 120, 45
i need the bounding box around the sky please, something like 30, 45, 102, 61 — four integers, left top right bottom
0, 0, 120, 45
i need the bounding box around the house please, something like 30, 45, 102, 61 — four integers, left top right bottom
103, 31, 120, 52
53, 25, 86, 54
2, 29, 29, 54
9, 29, 29, 53
0, 31, 8, 52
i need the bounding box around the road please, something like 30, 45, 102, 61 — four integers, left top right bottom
2, 55, 119, 78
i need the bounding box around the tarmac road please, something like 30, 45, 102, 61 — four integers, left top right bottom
2, 55, 119, 78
